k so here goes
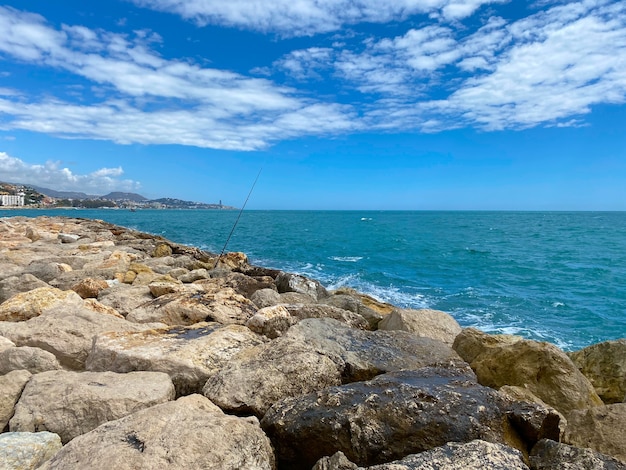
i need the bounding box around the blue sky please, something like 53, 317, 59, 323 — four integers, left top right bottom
0, 0, 625, 209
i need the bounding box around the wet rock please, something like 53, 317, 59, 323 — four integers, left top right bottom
0, 370, 31, 431
568, 339, 626, 404
285, 318, 463, 382
261, 365, 516, 469
0, 431, 62, 470
0, 273, 49, 303
378, 308, 462, 345
86, 323, 267, 396
0, 286, 83, 322
453, 328, 603, 416
530, 438, 626, 470
0, 305, 165, 369
126, 288, 257, 326
10, 370, 175, 443
563, 403, 626, 463
0, 345, 62, 374
202, 335, 342, 417
276, 271, 329, 301
39, 394, 275, 470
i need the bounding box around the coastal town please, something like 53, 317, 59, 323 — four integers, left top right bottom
0, 182, 235, 210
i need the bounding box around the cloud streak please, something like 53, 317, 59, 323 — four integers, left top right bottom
0, 152, 140, 193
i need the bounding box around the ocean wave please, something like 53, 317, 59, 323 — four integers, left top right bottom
329, 256, 363, 262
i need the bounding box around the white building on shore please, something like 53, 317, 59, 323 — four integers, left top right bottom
0, 194, 25, 206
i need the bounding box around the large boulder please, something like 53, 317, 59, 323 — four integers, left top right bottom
276, 272, 329, 301
0, 305, 165, 369
202, 335, 343, 417
0, 286, 83, 322
314, 440, 531, 470
10, 370, 175, 444
245, 304, 369, 338
285, 318, 463, 382
96, 284, 153, 317
563, 403, 626, 464
453, 328, 603, 416
0, 432, 62, 470
324, 288, 395, 328
0, 345, 62, 374
195, 272, 277, 299
0, 273, 49, 303
568, 339, 626, 404
39, 395, 275, 470
250, 288, 282, 308
126, 288, 257, 326
0, 370, 31, 431
261, 365, 521, 469
530, 439, 626, 470
86, 323, 267, 396
378, 308, 462, 345
71, 277, 111, 299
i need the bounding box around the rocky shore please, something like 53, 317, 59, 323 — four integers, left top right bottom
0, 215, 624, 470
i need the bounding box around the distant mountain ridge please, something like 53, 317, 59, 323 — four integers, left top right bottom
1, 182, 236, 209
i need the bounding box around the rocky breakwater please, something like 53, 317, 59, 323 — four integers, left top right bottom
0, 215, 624, 470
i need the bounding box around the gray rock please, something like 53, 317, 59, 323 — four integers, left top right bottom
39, 395, 275, 470
0, 432, 62, 470
530, 439, 626, 469
10, 370, 175, 444
284, 304, 370, 330
203, 334, 343, 417
285, 318, 463, 382
0, 370, 31, 431
250, 288, 282, 308
312, 451, 358, 470
0, 304, 165, 369
261, 365, 517, 469
276, 271, 328, 301
365, 440, 530, 470
86, 323, 267, 396
378, 308, 462, 345
563, 403, 626, 463
97, 284, 153, 317
0, 273, 49, 304
0, 335, 16, 352
0, 346, 62, 374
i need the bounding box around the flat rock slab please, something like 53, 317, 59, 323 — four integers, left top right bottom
86, 322, 267, 396
126, 288, 257, 326
261, 365, 514, 469
0, 432, 62, 470
0, 305, 165, 369
378, 308, 462, 345
285, 318, 463, 382
10, 370, 175, 444
39, 395, 275, 470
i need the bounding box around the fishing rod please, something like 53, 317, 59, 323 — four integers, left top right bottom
213, 168, 262, 270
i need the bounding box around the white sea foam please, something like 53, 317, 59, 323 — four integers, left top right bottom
552, 302, 565, 308
329, 256, 363, 262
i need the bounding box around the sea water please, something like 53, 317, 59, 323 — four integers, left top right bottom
3, 209, 625, 351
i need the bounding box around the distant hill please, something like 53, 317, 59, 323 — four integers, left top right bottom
102, 192, 148, 202
28, 185, 96, 200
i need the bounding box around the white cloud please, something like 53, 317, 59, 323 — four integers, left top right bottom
0, 152, 140, 193
130, 0, 505, 35
0, 6, 358, 150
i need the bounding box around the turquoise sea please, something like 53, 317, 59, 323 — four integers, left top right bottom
2, 209, 625, 351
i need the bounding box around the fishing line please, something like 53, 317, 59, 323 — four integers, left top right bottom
213, 168, 262, 269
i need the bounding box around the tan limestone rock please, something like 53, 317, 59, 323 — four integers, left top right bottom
86, 323, 267, 396
38, 394, 275, 470
0, 287, 84, 322
126, 287, 257, 326
0, 346, 62, 374
568, 339, 626, 404
71, 278, 110, 299
0, 370, 32, 430
563, 403, 626, 464
453, 328, 603, 416
82, 298, 125, 318
10, 370, 175, 443
378, 308, 462, 345
0, 431, 62, 470
152, 243, 173, 258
